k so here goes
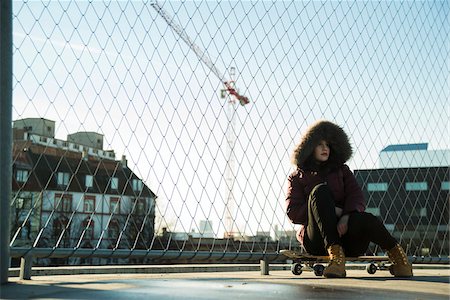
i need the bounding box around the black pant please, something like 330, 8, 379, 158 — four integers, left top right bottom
303, 183, 397, 256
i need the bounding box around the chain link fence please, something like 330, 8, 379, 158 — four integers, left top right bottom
5, 0, 449, 269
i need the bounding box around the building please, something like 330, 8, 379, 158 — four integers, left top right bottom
12, 117, 55, 138
379, 143, 449, 168
190, 220, 215, 238
11, 118, 157, 266
354, 143, 449, 256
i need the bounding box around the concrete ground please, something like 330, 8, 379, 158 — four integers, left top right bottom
1, 265, 449, 300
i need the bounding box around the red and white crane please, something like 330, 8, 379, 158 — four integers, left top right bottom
151, 2, 249, 106
151, 1, 248, 238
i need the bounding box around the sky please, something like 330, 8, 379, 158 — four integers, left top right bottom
11, 0, 449, 237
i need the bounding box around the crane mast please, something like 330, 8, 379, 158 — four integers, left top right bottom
151, 2, 248, 238
224, 67, 237, 238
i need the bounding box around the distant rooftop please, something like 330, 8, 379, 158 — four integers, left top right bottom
381, 143, 428, 152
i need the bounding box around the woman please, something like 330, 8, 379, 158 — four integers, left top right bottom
286, 120, 413, 278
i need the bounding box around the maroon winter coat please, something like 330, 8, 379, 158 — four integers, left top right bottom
286, 164, 365, 245
286, 120, 365, 246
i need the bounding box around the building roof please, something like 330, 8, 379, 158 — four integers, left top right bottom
12, 146, 156, 198
381, 143, 428, 152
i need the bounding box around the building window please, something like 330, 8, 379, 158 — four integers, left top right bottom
55, 193, 72, 212
365, 207, 381, 216
134, 198, 146, 215
441, 181, 450, 190
57, 172, 70, 187
108, 220, 120, 239
16, 169, 29, 183
110, 197, 120, 214
132, 179, 143, 192
83, 196, 95, 213
20, 221, 31, 239
110, 177, 119, 190
405, 182, 428, 191
410, 207, 427, 217
53, 217, 69, 241
15, 196, 32, 210
82, 219, 94, 239
85, 175, 93, 189
367, 183, 388, 192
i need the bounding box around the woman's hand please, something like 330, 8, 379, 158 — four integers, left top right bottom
337, 214, 349, 237
335, 207, 343, 217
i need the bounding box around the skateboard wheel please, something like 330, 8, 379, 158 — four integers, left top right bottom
313, 264, 325, 276
366, 263, 377, 274
389, 265, 395, 275
291, 263, 303, 275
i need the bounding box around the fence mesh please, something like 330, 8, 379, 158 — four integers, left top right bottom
9, 0, 449, 265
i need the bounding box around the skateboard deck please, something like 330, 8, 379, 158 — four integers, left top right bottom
280, 249, 391, 276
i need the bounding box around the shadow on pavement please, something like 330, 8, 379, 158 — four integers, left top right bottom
346, 275, 450, 283
3, 276, 448, 300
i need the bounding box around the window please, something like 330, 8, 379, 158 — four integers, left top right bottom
410, 207, 427, 217
367, 183, 388, 192
405, 182, 428, 191
20, 221, 31, 239
55, 193, 72, 212
16, 169, 29, 183
53, 217, 70, 247
110, 197, 120, 214
57, 172, 70, 187
134, 198, 146, 215
132, 179, 143, 192
83, 196, 95, 213
15, 196, 32, 210
108, 220, 120, 239
53, 219, 64, 236
82, 219, 94, 239
365, 207, 381, 216
441, 181, 450, 191
110, 177, 119, 190
85, 175, 93, 188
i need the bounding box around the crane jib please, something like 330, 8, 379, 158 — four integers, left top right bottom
151, 1, 249, 106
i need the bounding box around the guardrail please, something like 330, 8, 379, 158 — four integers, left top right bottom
10, 247, 449, 280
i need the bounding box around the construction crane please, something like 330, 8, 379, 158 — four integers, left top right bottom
151, 2, 249, 106
151, 1, 249, 238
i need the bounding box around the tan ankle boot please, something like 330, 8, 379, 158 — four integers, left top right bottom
387, 244, 413, 277
323, 244, 346, 278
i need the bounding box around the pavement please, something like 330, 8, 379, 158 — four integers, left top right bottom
1, 265, 449, 300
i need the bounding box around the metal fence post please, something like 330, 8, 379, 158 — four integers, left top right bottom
260, 259, 269, 275
19, 254, 33, 280
0, 0, 13, 285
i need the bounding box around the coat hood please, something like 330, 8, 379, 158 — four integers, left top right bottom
291, 120, 353, 168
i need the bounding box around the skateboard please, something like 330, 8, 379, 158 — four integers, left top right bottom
281, 249, 391, 276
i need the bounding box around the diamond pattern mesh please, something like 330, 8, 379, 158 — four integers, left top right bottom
8, 1, 449, 264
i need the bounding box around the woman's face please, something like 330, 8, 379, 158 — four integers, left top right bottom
314, 140, 330, 162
